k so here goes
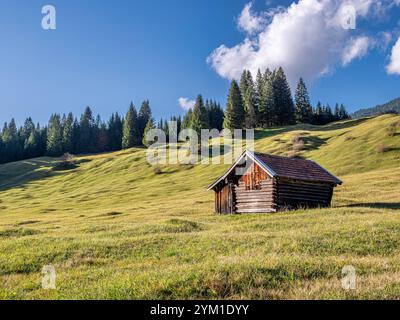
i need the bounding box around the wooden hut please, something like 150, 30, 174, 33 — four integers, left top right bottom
207, 150, 342, 214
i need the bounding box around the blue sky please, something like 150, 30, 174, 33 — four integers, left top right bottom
1, 0, 400, 125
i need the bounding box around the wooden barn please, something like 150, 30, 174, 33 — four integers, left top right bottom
207, 150, 342, 214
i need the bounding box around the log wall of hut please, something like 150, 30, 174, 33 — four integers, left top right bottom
215, 182, 234, 214
213, 160, 336, 214
276, 178, 334, 210
233, 162, 277, 213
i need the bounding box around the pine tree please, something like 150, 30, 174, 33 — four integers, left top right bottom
5, 119, 22, 161
177, 116, 182, 133
46, 114, 63, 156
207, 100, 224, 130
108, 113, 123, 151
255, 69, 264, 121
24, 128, 42, 159
190, 95, 209, 134
258, 70, 275, 127
122, 102, 139, 149
62, 112, 74, 153
138, 100, 152, 144
182, 109, 193, 129
97, 122, 109, 152
294, 78, 313, 123
0, 135, 4, 164
21, 117, 35, 143
142, 118, 155, 147
224, 80, 245, 129
244, 86, 257, 128
339, 104, 349, 120
78, 106, 95, 153
273, 67, 295, 125
239, 70, 251, 100
334, 103, 340, 121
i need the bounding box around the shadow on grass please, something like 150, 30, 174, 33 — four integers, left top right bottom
302, 136, 329, 151
0, 158, 72, 192
308, 118, 370, 132
344, 202, 400, 210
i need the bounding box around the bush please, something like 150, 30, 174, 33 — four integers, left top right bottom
53, 153, 77, 171
291, 135, 305, 152
377, 144, 390, 153
387, 122, 399, 137
153, 166, 163, 174
344, 135, 356, 141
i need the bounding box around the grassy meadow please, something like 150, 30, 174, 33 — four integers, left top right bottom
0, 114, 399, 299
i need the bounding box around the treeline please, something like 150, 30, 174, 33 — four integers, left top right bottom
0, 101, 153, 164
181, 67, 349, 130
0, 68, 350, 165
0, 98, 225, 164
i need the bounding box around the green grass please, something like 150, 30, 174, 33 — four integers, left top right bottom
0, 114, 399, 300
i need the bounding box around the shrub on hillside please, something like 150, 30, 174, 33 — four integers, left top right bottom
344, 135, 356, 141
153, 166, 163, 174
291, 135, 305, 152
387, 121, 400, 137
377, 144, 390, 153
53, 153, 77, 171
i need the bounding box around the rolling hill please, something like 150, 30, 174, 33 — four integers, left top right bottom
0, 114, 399, 299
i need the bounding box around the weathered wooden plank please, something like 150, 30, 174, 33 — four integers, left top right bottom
236, 208, 276, 213
236, 202, 276, 207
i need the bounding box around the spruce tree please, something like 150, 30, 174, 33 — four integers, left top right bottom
97, 122, 109, 152
182, 109, 193, 129
294, 78, 313, 123
190, 95, 209, 134
62, 112, 74, 153
244, 86, 257, 128
142, 118, 155, 147
259, 70, 275, 127
339, 104, 348, 120
24, 127, 44, 159
108, 113, 123, 151
0, 136, 4, 164
47, 114, 63, 156
122, 102, 139, 149
138, 100, 152, 143
255, 69, 264, 122
224, 80, 245, 130
273, 67, 295, 125
334, 103, 340, 121
78, 106, 95, 153
239, 70, 251, 100
177, 115, 182, 133
207, 100, 224, 130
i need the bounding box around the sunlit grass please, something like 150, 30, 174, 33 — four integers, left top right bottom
0, 115, 399, 299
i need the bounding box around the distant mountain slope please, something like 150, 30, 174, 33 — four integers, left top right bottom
352, 97, 400, 118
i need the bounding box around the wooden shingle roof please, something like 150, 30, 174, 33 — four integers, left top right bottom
254, 152, 342, 185
207, 150, 342, 190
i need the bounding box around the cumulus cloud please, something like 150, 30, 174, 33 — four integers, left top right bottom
207, 0, 395, 86
387, 37, 400, 75
178, 97, 195, 111
342, 36, 371, 66
238, 3, 266, 34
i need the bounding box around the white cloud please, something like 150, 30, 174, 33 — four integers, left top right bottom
341, 36, 371, 66
387, 37, 400, 75
178, 97, 195, 111
238, 3, 266, 34
208, 0, 394, 86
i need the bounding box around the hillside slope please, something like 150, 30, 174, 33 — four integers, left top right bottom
353, 98, 400, 118
0, 115, 399, 299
